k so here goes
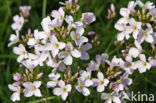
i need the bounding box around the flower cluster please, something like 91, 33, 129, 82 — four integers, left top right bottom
8, 0, 96, 102
107, 4, 116, 19
114, 0, 156, 74
8, 0, 156, 103
9, 5, 31, 47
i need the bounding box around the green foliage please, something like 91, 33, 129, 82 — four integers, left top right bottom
0, 0, 156, 103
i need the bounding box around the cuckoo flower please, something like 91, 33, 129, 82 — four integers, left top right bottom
45, 35, 65, 57
58, 43, 81, 65
92, 72, 109, 92
11, 15, 24, 31
53, 80, 71, 100
81, 12, 96, 24
47, 73, 60, 88
8, 31, 19, 47
8, 84, 21, 102
101, 92, 121, 103
115, 23, 132, 41
79, 43, 92, 60
23, 81, 41, 97
70, 28, 88, 46
128, 18, 142, 39
19, 6, 31, 17
135, 54, 151, 73
13, 44, 28, 62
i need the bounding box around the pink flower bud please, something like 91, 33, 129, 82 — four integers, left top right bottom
115, 72, 122, 77
88, 31, 95, 35
63, 33, 66, 38
37, 73, 43, 79
28, 29, 31, 34
146, 23, 152, 28
95, 34, 98, 40
64, 74, 67, 78
13, 73, 22, 81
91, 40, 94, 43
75, 0, 78, 3
26, 69, 29, 74
13, 81, 21, 86
72, 10, 75, 15
137, 10, 141, 15
76, 5, 80, 10
20, 64, 24, 67
111, 4, 115, 11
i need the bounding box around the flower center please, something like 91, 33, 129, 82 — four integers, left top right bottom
142, 32, 147, 36
66, 50, 71, 54
74, 35, 79, 40
22, 51, 26, 55
143, 61, 147, 66
54, 43, 59, 48
32, 85, 36, 90
99, 80, 104, 85
80, 84, 84, 89
127, 62, 132, 67
62, 87, 67, 92
133, 26, 137, 30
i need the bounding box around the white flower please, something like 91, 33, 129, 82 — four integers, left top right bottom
19, 5, 31, 17
128, 1, 137, 12
58, 43, 81, 65
13, 73, 22, 81
8, 84, 21, 102
110, 56, 125, 67
53, 80, 71, 100
149, 56, 156, 66
27, 29, 42, 47
8, 31, 19, 47
129, 18, 142, 39
70, 28, 88, 46
115, 23, 132, 41
21, 59, 37, 70
13, 44, 27, 62
76, 77, 92, 96
92, 72, 109, 92
23, 81, 42, 97
27, 46, 48, 66
59, 0, 72, 6
65, 15, 84, 29
86, 55, 101, 71
51, 7, 65, 27
41, 16, 52, 33
118, 8, 130, 24
101, 92, 121, 103
79, 43, 92, 60
120, 73, 132, 87
135, 54, 151, 73
128, 47, 140, 58
65, 15, 76, 28
123, 56, 137, 74
136, 0, 155, 9
44, 35, 65, 57
81, 12, 96, 24
11, 15, 24, 31
51, 7, 64, 19
138, 28, 154, 43
47, 73, 60, 88
79, 70, 92, 81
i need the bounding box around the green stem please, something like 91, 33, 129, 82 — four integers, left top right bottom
42, 0, 47, 18
27, 96, 56, 103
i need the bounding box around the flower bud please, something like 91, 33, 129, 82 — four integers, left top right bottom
13, 73, 22, 81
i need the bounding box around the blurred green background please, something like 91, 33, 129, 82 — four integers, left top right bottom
0, 0, 156, 103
